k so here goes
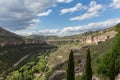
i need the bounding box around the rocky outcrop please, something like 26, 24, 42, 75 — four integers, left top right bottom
49, 70, 66, 80
117, 74, 120, 80
46, 29, 117, 46
81, 30, 117, 44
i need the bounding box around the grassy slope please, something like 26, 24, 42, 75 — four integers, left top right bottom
48, 26, 116, 69
45, 26, 116, 80
47, 37, 114, 79
88, 38, 114, 72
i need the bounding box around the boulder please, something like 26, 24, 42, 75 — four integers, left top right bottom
49, 70, 66, 80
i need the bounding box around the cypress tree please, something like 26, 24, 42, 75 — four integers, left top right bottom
67, 50, 75, 80
84, 48, 92, 80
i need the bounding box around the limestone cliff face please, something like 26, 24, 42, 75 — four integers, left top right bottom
81, 30, 117, 44
47, 28, 117, 45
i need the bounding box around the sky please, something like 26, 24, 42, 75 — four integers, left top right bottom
0, 0, 120, 36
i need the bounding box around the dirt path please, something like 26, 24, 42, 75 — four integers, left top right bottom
13, 55, 29, 67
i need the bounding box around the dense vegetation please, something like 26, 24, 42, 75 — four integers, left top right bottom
94, 23, 120, 79
0, 48, 56, 80
0, 44, 57, 78
5, 55, 47, 80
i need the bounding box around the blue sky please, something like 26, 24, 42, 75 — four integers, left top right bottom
0, 0, 120, 36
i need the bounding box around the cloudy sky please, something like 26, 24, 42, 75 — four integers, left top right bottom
0, 0, 120, 36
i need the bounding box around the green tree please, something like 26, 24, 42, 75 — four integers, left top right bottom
112, 23, 120, 74
84, 48, 92, 80
67, 50, 75, 80
108, 23, 120, 80
109, 53, 115, 80
96, 50, 113, 77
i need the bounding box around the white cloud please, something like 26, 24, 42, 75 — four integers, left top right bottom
70, 1, 104, 21
15, 29, 60, 36
56, 0, 73, 3
0, 0, 56, 30
0, 0, 74, 30
16, 18, 120, 36
60, 3, 87, 14
29, 19, 40, 23
88, 1, 104, 12
34, 29, 60, 35
37, 9, 52, 16
38, 29, 59, 34
61, 18, 120, 35
70, 12, 99, 21
110, 0, 120, 8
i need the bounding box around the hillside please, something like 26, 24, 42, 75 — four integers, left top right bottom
43, 26, 118, 80
0, 27, 24, 46
2, 25, 118, 80
0, 25, 119, 80
0, 27, 57, 77
46, 25, 120, 80
0, 27, 23, 40
0, 27, 48, 46
26, 26, 117, 46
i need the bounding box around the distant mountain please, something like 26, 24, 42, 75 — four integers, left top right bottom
24, 35, 58, 40
0, 27, 23, 46
25, 26, 116, 41
0, 27, 23, 40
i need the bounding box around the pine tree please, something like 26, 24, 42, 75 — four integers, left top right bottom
109, 53, 115, 80
67, 50, 75, 80
84, 48, 92, 80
